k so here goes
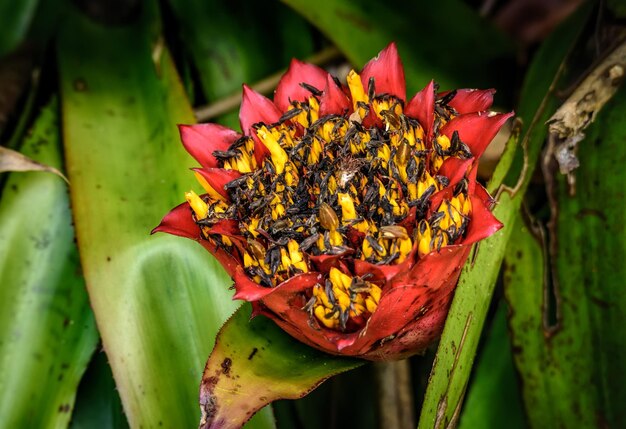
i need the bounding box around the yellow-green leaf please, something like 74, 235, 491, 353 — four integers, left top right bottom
0, 99, 98, 427
199, 304, 362, 429
56, 4, 272, 427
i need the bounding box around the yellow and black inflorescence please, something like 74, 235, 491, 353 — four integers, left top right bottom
185, 72, 474, 332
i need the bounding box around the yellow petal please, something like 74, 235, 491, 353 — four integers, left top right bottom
338, 192, 357, 222
346, 70, 368, 112
194, 171, 226, 202
314, 306, 336, 329
185, 190, 208, 219
256, 125, 288, 174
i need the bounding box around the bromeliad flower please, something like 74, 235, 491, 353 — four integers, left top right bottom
153, 43, 512, 361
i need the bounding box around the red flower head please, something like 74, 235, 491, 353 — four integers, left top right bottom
154, 43, 511, 361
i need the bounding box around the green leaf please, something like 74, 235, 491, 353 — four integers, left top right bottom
0, 99, 98, 427
0, 0, 39, 58
70, 351, 129, 429
417, 6, 592, 428
168, 0, 315, 129
504, 214, 599, 428
457, 303, 525, 429
56, 4, 271, 427
558, 85, 626, 427
504, 83, 626, 428
1, 0, 64, 145
282, 0, 514, 93
199, 304, 362, 429
503, 215, 560, 427
168, 0, 314, 101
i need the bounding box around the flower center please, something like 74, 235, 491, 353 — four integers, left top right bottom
185, 71, 474, 331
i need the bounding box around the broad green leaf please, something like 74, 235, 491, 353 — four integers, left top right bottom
282, 0, 514, 93
504, 214, 601, 427
0, 99, 98, 427
199, 304, 362, 429
0, 0, 39, 58
70, 351, 129, 429
559, 85, 626, 427
56, 4, 273, 427
457, 303, 525, 429
504, 84, 626, 428
417, 6, 591, 428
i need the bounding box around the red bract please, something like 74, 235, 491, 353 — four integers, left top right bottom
153, 43, 512, 361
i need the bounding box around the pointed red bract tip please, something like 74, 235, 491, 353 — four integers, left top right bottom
441, 111, 514, 160
405, 80, 435, 141
151, 201, 198, 239
198, 240, 242, 278
474, 182, 495, 207
462, 195, 504, 245
309, 254, 343, 273
274, 59, 329, 112
179, 123, 241, 169
438, 157, 474, 188
234, 269, 322, 302
447, 88, 496, 113
192, 167, 241, 201
361, 42, 406, 102
319, 74, 350, 117
239, 85, 282, 136
232, 267, 276, 301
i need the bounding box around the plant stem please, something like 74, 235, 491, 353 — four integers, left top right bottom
375, 360, 415, 429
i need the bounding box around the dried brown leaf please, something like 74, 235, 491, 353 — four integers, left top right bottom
0, 146, 68, 182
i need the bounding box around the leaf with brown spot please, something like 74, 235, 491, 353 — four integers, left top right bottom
417, 6, 592, 428
199, 304, 362, 429
505, 55, 626, 429
0, 98, 98, 427
56, 3, 255, 427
